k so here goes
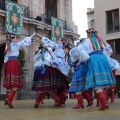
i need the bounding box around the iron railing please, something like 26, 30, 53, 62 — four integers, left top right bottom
42, 13, 67, 30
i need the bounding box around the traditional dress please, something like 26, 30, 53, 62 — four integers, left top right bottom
42, 37, 70, 76
78, 38, 116, 90
69, 47, 94, 109
32, 48, 69, 93
38, 37, 70, 107
3, 37, 32, 89
69, 47, 89, 93
31, 50, 46, 91
32, 49, 50, 108
77, 29, 116, 110
3, 35, 33, 109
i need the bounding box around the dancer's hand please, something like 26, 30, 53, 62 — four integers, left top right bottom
36, 34, 42, 38
30, 33, 37, 38
43, 44, 48, 49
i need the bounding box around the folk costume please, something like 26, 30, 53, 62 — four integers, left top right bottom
3, 34, 35, 108
77, 28, 116, 110
69, 47, 93, 109
32, 37, 70, 107
42, 37, 70, 76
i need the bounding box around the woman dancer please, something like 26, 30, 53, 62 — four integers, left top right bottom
78, 28, 116, 110
32, 36, 70, 107
69, 47, 93, 109
3, 33, 37, 108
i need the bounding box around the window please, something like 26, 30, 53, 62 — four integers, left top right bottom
0, 0, 17, 11
106, 9, 119, 33
9, 0, 18, 2
24, 6, 30, 18
44, 0, 57, 25
0, 0, 5, 10
108, 39, 120, 61
115, 39, 120, 54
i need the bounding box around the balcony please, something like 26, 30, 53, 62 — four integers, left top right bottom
0, 0, 30, 18
106, 24, 119, 33
42, 13, 67, 30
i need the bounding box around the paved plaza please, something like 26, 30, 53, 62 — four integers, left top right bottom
0, 98, 120, 120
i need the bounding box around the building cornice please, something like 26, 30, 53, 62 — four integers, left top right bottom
86, 8, 94, 15
0, 10, 80, 39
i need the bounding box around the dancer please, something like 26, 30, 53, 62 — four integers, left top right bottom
69, 47, 93, 109
77, 28, 116, 110
32, 45, 46, 108
41, 37, 70, 76
32, 44, 56, 108
32, 35, 70, 107
3, 33, 37, 108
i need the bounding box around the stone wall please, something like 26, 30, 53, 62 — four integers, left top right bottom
0, 0, 79, 99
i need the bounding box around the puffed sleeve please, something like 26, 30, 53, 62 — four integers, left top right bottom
109, 58, 120, 71
77, 43, 84, 51
34, 59, 43, 67
34, 51, 42, 62
4, 53, 9, 63
78, 38, 93, 54
103, 44, 113, 57
42, 36, 58, 49
70, 47, 90, 63
17, 37, 32, 48
78, 50, 90, 63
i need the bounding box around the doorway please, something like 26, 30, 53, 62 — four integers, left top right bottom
0, 43, 5, 100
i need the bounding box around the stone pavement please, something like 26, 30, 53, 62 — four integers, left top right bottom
0, 99, 120, 120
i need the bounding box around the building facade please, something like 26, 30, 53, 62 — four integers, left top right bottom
0, 0, 79, 99
86, 8, 94, 29
87, 0, 120, 93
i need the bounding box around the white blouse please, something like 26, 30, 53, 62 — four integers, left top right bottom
103, 43, 113, 57
4, 37, 32, 63
108, 58, 120, 71
69, 47, 90, 65
103, 43, 119, 71
42, 36, 65, 58
34, 48, 53, 67
34, 51, 43, 67
78, 38, 95, 54
42, 37, 72, 76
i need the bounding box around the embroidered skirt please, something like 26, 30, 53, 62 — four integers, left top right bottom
3, 58, 23, 89
33, 66, 69, 92
85, 50, 116, 90
69, 62, 87, 93
31, 67, 43, 90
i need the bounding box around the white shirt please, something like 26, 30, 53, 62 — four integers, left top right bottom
42, 36, 65, 58
42, 37, 71, 76
108, 58, 120, 71
4, 37, 32, 63
34, 49, 53, 67
103, 43, 119, 71
103, 43, 113, 57
69, 47, 90, 64
34, 51, 43, 67
77, 38, 94, 54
